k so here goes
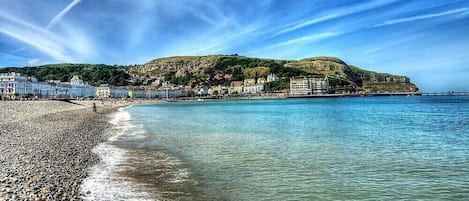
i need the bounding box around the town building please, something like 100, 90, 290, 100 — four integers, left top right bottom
68, 75, 96, 98
0, 72, 43, 99
208, 85, 223, 96
198, 88, 209, 96
243, 84, 264, 94
0, 72, 65, 99
257, 77, 266, 85
267, 73, 279, 82
128, 89, 146, 98
69, 85, 96, 98
31, 82, 56, 98
70, 75, 84, 86
110, 87, 129, 98
229, 81, 244, 94
290, 76, 329, 96
96, 84, 111, 98
243, 78, 256, 86
0, 72, 26, 99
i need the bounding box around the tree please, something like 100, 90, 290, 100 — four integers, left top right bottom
264, 78, 289, 92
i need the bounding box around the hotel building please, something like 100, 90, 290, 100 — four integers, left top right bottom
290, 76, 329, 96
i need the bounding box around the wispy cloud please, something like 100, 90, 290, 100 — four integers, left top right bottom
273, 32, 340, 48
27, 58, 40, 65
0, 1, 97, 64
374, 7, 469, 27
46, 0, 82, 29
187, 24, 260, 55
249, 32, 340, 55
274, 0, 399, 36
0, 12, 73, 61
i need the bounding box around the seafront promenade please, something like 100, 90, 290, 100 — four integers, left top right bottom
0, 100, 127, 200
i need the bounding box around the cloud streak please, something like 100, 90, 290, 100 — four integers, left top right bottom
249, 32, 340, 55
274, 0, 399, 36
46, 0, 81, 29
374, 7, 469, 27
0, 12, 73, 61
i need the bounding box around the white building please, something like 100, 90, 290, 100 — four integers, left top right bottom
243, 84, 264, 94
31, 82, 55, 98
198, 88, 209, 96
68, 75, 96, 98
69, 85, 96, 98
267, 73, 278, 82
96, 84, 111, 98
290, 76, 329, 96
0, 72, 38, 99
70, 75, 84, 86
110, 87, 129, 98
0, 72, 99, 99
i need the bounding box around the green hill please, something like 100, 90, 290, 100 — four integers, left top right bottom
0, 55, 419, 93
130, 55, 418, 92
0, 64, 131, 86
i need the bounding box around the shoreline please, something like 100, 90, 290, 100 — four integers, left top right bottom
0, 100, 127, 200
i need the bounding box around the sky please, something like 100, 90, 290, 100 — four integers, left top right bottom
0, 0, 468, 92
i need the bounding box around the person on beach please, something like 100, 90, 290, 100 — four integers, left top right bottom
93, 102, 97, 112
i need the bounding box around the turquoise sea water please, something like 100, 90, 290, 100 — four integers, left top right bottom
83, 96, 469, 200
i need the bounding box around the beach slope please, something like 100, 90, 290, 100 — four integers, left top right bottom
0, 101, 118, 200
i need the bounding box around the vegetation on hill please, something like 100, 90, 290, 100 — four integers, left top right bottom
132, 55, 417, 92
264, 78, 290, 93
0, 54, 419, 93
0, 64, 130, 86
243, 67, 270, 78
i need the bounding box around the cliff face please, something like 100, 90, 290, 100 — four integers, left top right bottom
283, 56, 417, 92
285, 57, 355, 81
348, 65, 417, 92
129, 56, 219, 77
128, 55, 418, 92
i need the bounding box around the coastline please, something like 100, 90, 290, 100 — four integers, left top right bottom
0, 100, 128, 200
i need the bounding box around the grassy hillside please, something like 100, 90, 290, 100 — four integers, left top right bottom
0, 64, 131, 86
129, 55, 418, 92
0, 55, 419, 92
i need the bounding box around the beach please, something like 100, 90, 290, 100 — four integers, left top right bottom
0, 100, 125, 200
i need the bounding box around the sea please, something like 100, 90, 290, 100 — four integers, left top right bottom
81, 96, 469, 200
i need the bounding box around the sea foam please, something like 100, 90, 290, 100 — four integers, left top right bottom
80, 107, 155, 201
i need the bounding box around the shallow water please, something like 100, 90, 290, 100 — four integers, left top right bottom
83, 96, 469, 200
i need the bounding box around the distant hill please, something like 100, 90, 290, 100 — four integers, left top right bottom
0, 55, 419, 92
130, 55, 418, 92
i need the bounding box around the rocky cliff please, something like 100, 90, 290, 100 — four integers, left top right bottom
129, 55, 418, 92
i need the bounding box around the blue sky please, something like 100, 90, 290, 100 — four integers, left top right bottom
1, 0, 468, 92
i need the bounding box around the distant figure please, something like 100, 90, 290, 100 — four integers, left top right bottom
92, 103, 97, 112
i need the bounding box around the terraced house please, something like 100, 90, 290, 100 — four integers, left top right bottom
0, 72, 55, 99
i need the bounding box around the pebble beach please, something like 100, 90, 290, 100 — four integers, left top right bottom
0, 100, 126, 200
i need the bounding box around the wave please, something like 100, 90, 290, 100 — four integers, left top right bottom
80, 106, 154, 201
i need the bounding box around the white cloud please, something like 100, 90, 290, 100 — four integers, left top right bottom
374, 7, 469, 27
187, 24, 260, 55
0, 19, 73, 62
46, 0, 82, 29
274, 0, 399, 36
0, 1, 95, 63
272, 32, 340, 48
249, 32, 340, 55
27, 58, 40, 65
